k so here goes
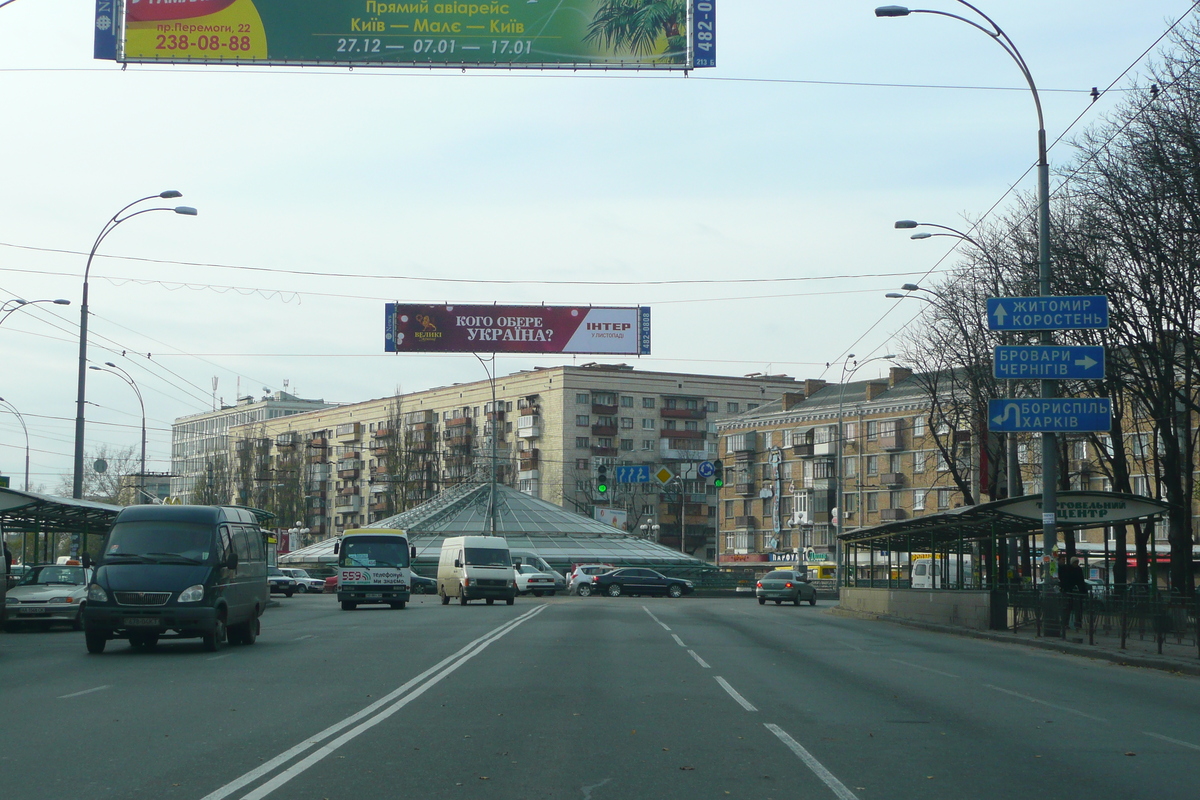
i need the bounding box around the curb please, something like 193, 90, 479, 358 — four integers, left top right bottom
829, 606, 1200, 678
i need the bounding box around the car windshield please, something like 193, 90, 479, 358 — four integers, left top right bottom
464, 547, 510, 567
102, 521, 213, 564
290, 569, 310, 578
518, 564, 541, 574
18, 566, 87, 586
268, 567, 286, 576
341, 537, 410, 569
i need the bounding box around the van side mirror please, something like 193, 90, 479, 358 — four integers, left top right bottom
454, 559, 462, 568
227, 551, 239, 570
410, 545, 417, 559
333, 541, 340, 555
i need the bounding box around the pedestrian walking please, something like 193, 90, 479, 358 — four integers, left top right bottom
1059, 556, 1088, 630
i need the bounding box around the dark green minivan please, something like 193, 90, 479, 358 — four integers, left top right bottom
83, 505, 268, 653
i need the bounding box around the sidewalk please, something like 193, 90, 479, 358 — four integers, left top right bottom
831, 606, 1200, 678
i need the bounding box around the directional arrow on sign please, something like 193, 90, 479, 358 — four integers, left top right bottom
992, 302, 1009, 328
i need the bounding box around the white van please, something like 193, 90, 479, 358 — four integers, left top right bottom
438, 536, 516, 606
509, 549, 565, 593
910, 556, 974, 589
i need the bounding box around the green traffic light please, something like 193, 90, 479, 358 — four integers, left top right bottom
597, 483, 608, 493
714, 478, 724, 488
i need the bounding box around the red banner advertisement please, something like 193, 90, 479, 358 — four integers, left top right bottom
385, 304, 651, 355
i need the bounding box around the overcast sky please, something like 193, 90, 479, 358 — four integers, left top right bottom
0, 0, 1194, 491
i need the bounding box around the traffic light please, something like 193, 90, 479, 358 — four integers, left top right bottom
712, 460, 724, 488
596, 465, 609, 494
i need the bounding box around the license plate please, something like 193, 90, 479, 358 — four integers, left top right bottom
124, 617, 161, 627
19, 607, 49, 615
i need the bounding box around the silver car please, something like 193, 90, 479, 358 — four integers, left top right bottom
281, 568, 325, 593
756, 569, 817, 606
4, 564, 92, 631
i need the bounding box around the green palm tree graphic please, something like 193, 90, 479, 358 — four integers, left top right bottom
585, 0, 687, 64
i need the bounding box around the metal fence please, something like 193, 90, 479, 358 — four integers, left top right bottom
1008, 588, 1200, 658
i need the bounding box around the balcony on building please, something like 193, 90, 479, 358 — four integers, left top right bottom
335, 495, 362, 511
338, 486, 360, 497
880, 472, 906, 487
306, 480, 327, 496
659, 428, 705, 440
306, 497, 326, 510
308, 436, 327, 449
446, 416, 473, 429
590, 445, 618, 457
736, 481, 755, 496
308, 450, 328, 465
371, 444, 389, 457
812, 427, 838, 456
517, 414, 541, 438
727, 431, 757, 455
445, 434, 473, 449
519, 449, 540, 471
275, 432, 300, 448
372, 427, 394, 439
790, 426, 815, 457
880, 508, 907, 521
734, 515, 757, 528
307, 522, 326, 536
336, 422, 362, 441
660, 406, 707, 420
591, 424, 618, 437
880, 423, 904, 451
591, 401, 618, 416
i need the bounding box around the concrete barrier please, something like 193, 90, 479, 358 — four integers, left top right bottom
840, 587, 993, 630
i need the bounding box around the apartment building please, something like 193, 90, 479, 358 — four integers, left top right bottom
170, 391, 333, 503
215, 363, 799, 555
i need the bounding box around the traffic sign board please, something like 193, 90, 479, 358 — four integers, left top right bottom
616, 465, 651, 484
986, 296, 1108, 331
987, 399, 1112, 433
993, 346, 1105, 380
654, 467, 674, 485
697, 461, 715, 478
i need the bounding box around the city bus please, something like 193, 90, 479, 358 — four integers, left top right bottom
334, 528, 415, 610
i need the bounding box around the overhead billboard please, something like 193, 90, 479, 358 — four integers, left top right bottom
104, 0, 716, 69
385, 304, 651, 354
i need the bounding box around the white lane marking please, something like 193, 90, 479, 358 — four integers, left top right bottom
202, 606, 549, 800
671, 634, 687, 648
58, 685, 111, 699
688, 650, 710, 669
714, 676, 757, 712
983, 684, 1108, 722
200, 605, 547, 800
642, 606, 670, 631
1144, 731, 1200, 751
890, 659, 960, 679
765, 724, 860, 800
207, 654, 233, 662
293, 635, 314, 641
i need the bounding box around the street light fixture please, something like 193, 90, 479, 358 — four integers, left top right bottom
0, 298, 70, 328
89, 362, 147, 504
0, 396, 30, 491
877, 1, 1058, 596
73, 193, 196, 516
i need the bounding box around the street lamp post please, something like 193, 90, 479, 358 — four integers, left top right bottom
832, 354, 896, 586
0, 397, 29, 491
877, 2, 1057, 596
90, 362, 147, 504
0, 298, 71, 328
73, 193, 195, 514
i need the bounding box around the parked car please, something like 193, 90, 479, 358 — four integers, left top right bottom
756, 569, 816, 606
323, 574, 338, 594
280, 568, 325, 593
515, 563, 557, 597
267, 566, 296, 597
567, 563, 616, 595
410, 572, 437, 594
4, 563, 92, 631
580, 568, 693, 598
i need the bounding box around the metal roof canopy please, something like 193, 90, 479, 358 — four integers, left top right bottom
0, 487, 120, 537
838, 491, 1170, 552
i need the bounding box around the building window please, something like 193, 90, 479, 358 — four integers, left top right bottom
642, 397, 656, 409
1071, 440, 1087, 461
912, 416, 926, 437
890, 491, 903, 509
576, 393, 590, 405
575, 459, 589, 470
642, 439, 656, 451
913, 489, 926, 511
597, 437, 613, 448
727, 402, 739, 413
938, 489, 951, 508
576, 414, 590, 426
889, 453, 903, 472
706, 401, 719, 412
866, 421, 878, 440
866, 492, 879, 511
576, 437, 590, 449
642, 418, 656, 429
843, 457, 856, 478
747, 403, 759, 411
621, 417, 634, 429
664, 420, 677, 430
620, 439, 634, 451
866, 455, 878, 475
913, 451, 926, 473
685, 420, 699, 432
843, 493, 859, 514
621, 396, 634, 407
844, 421, 856, 443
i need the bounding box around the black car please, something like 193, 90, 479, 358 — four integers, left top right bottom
410, 572, 437, 594
580, 568, 694, 598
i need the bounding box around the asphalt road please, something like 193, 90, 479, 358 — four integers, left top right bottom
2, 593, 1198, 800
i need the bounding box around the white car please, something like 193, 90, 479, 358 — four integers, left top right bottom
281, 568, 325, 593
4, 563, 92, 631
515, 564, 557, 597
567, 563, 616, 595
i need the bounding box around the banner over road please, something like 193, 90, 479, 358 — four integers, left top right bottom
107, 0, 716, 69
385, 304, 651, 354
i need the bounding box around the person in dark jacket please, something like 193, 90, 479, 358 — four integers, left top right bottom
1059, 556, 1088, 630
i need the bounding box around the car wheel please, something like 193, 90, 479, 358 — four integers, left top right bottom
532, 590, 543, 597
506, 596, 515, 606
296, 584, 307, 594
794, 596, 802, 606
459, 593, 468, 606
341, 601, 357, 611
230, 616, 259, 645
85, 630, 107, 654
202, 617, 226, 652
607, 584, 622, 598
809, 596, 817, 606
757, 597, 766, 605
440, 589, 450, 605
668, 584, 683, 598
390, 601, 406, 609
486, 598, 495, 605
72, 605, 85, 631
577, 583, 593, 597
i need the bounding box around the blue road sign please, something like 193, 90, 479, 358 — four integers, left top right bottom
994, 346, 1105, 380
697, 461, 715, 478
987, 296, 1108, 331
988, 398, 1112, 433
615, 465, 651, 484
